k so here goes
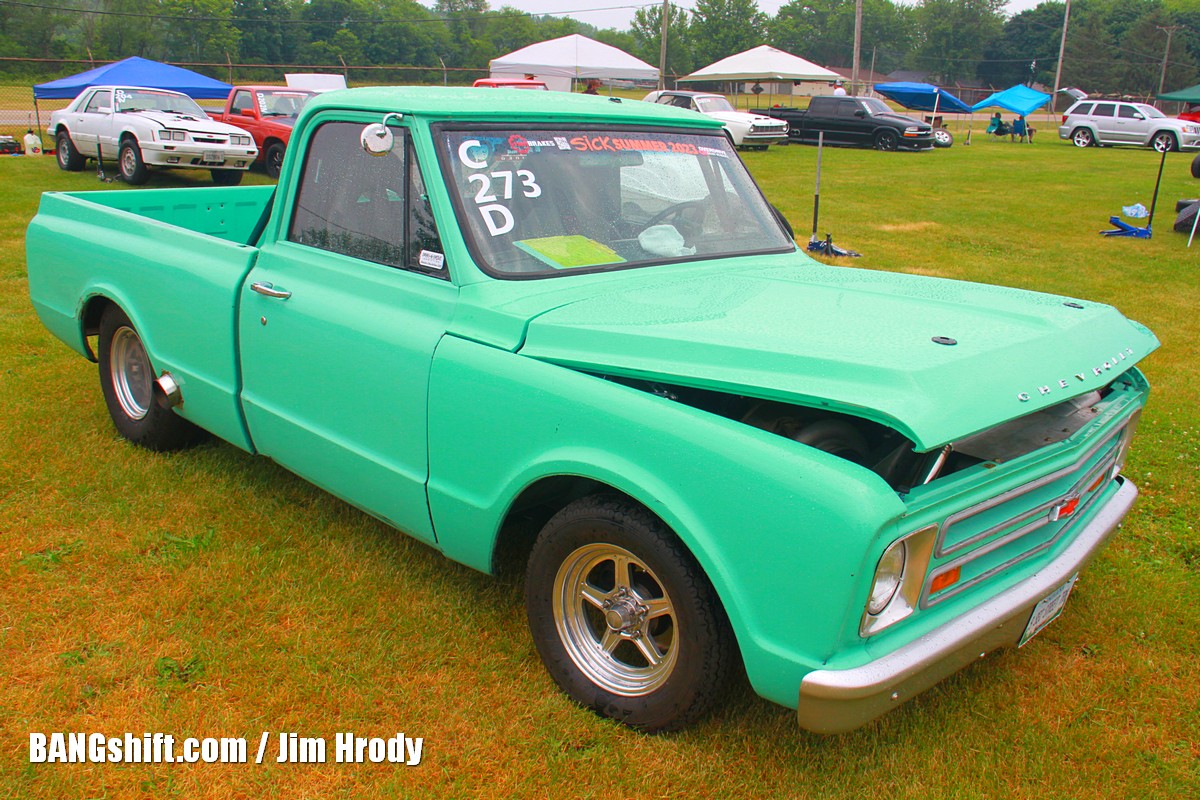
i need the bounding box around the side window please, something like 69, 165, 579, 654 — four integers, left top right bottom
1118, 105, 1139, 119
84, 90, 110, 113
1093, 103, 1116, 117
836, 100, 858, 117
288, 121, 445, 276
1072, 103, 1093, 116
231, 90, 253, 113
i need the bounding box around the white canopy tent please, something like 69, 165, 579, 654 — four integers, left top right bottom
489, 34, 658, 92
680, 45, 841, 83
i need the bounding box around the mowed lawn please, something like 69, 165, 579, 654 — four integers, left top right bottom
1, 135, 1197, 799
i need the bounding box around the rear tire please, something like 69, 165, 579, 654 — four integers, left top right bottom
118, 139, 149, 185
55, 130, 85, 171
1191, 153, 1200, 178
264, 142, 285, 179
1071, 128, 1094, 148
525, 494, 735, 732
98, 305, 203, 451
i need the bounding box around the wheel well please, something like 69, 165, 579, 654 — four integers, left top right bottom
264, 137, 284, 150
491, 475, 606, 577
80, 295, 117, 360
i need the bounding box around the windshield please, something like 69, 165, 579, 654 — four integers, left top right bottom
438, 127, 794, 276
259, 89, 315, 116
1135, 103, 1165, 119
860, 98, 892, 115
114, 88, 204, 116
695, 96, 735, 113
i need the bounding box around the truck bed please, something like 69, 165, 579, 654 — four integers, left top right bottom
26, 185, 274, 451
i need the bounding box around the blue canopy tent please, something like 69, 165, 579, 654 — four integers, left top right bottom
970, 84, 1052, 117
33, 56, 232, 100
873, 82, 973, 114
32, 57, 233, 147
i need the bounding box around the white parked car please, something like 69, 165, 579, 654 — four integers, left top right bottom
49, 86, 259, 185
1058, 99, 1200, 152
642, 90, 788, 150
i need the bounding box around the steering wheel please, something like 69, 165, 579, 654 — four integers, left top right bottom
641, 199, 708, 243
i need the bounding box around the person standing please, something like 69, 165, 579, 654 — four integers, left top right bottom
582, 79, 601, 95
832, 81, 847, 96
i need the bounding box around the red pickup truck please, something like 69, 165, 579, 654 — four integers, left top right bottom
211, 85, 316, 178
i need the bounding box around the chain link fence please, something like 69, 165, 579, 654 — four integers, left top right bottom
0, 57, 491, 141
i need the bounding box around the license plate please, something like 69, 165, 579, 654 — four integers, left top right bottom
1019, 575, 1077, 646
202, 151, 224, 164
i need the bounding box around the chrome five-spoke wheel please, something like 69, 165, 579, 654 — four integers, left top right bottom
553, 543, 678, 695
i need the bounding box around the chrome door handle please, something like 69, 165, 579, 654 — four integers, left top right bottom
250, 281, 291, 299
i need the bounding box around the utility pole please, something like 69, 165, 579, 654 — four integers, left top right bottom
851, 0, 862, 95
1157, 24, 1183, 103
1051, 0, 1071, 114
658, 0, 669, 90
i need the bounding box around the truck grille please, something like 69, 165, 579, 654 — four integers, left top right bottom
920, 422, 1130, 608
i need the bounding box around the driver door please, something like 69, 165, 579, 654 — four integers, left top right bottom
238, 116, 456, 544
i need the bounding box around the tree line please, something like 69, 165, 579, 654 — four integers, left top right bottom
2, 0, 1198, 97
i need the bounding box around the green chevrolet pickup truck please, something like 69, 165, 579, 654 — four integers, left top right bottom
27, 87, 1158, 734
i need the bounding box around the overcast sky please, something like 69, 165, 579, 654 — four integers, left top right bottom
479, 0, 1048, 31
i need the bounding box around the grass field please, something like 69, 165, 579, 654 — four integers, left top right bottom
1, 136, 1198, 798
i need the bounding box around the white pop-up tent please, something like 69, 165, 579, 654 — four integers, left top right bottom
489, 34, 659, 92
680, 45, 840, 83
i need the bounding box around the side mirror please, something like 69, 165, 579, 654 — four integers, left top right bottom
361, 112, 404, 156
1132, 113, 1144, 120
854, 109, 867, 118
240, 108, 256, 117
97, 106, 111, 114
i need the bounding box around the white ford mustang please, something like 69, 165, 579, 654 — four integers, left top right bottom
643, 90, 789, 150
49, 86, 259, 185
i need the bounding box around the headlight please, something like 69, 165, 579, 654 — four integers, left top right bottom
868, 541, 905, 614
860, 524, 938, 636
905, 126, 920, 133
157, 129, 186, 141
1185, 125, 1200, 134
232, 134, 252, 146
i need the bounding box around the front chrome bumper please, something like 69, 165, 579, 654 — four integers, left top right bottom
796, 477, 1137, 734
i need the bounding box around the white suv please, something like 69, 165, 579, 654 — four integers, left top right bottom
1058, 100, 1200, 152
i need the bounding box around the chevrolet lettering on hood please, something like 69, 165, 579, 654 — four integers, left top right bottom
1017, 347, 1138, 402
26, 86, 1158, 737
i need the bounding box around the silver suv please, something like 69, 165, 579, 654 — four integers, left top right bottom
1058, 100, 1200, 152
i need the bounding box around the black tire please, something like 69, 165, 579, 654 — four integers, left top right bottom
118, 139, 149, 185
932, 128, 953, 148
1191, 153, 1200, 179
55, 129, 85, 171
98, 305, 203, 451
211, 168, 243, 186
1071, 128, 1094, 148
874, 129, 899, 151
525, 494, 735, 732
264, 142, 285, 179
1152, 131, 1177, 153
1174, 201, 1200, 233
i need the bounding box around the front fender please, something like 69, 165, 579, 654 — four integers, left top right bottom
426, 335, 906, 706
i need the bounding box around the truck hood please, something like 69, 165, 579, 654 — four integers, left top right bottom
517, 263, 1158, 450
875, 112, 928, 129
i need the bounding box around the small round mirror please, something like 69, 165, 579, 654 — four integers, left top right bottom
361, 122, 394, 156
